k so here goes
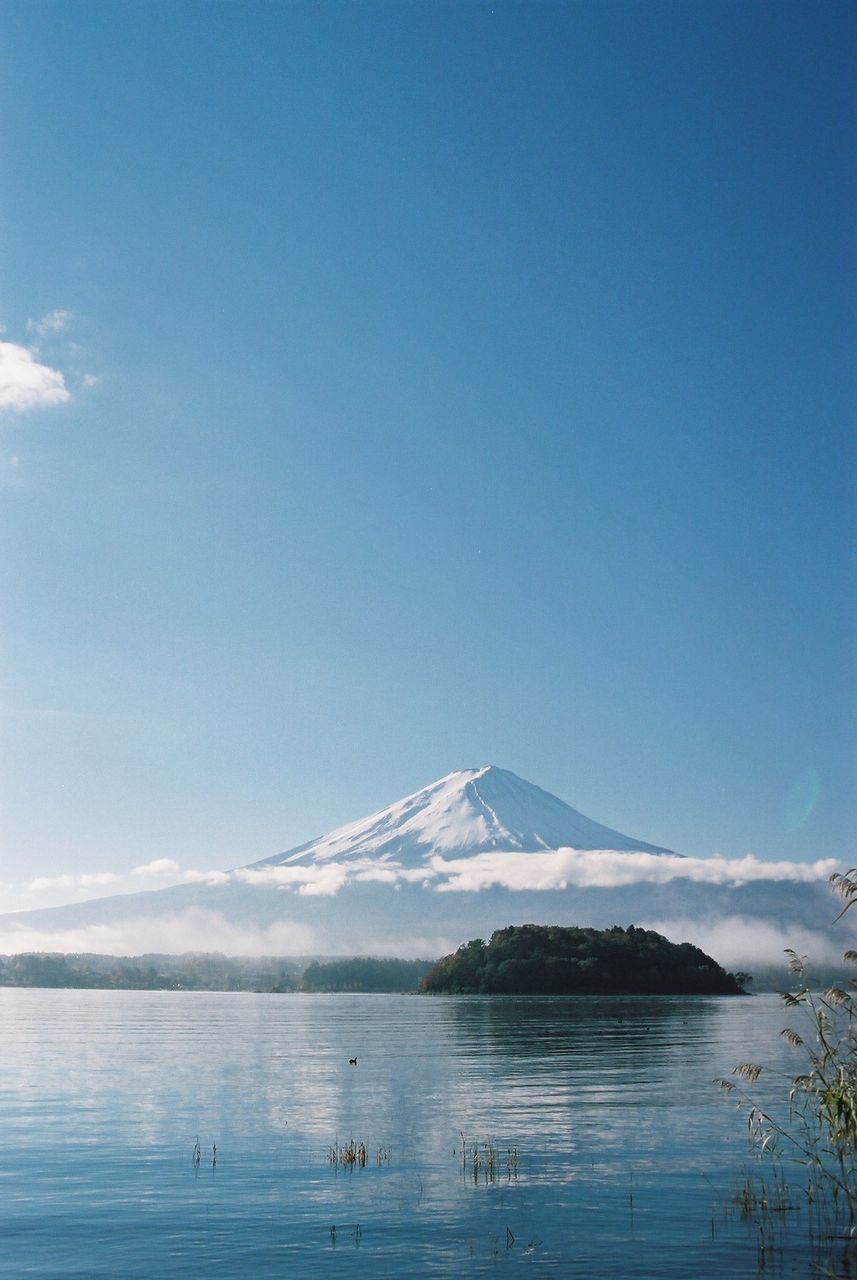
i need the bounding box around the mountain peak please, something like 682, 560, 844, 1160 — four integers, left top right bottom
250, 766, 674, 871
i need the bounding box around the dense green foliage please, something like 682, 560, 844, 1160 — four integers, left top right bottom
0, 951, 433, 993
0, 952, 304, 991
420, 924, 744, 995
302, 957, 432, 992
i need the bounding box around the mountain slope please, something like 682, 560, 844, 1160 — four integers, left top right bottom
253, 765, 674, 869
0, 766, 844, 969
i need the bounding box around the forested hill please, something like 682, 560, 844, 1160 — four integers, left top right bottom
420, 924, 745, 995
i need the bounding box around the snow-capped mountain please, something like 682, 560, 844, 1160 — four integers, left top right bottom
254, 765, 674, 870
0, 766, 846, 968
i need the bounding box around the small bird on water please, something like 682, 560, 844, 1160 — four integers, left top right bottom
349, 1057, 357, 1066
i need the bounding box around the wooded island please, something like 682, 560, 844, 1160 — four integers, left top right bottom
420, 924, 746, 995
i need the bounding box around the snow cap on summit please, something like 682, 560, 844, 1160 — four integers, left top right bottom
251, 765, 674, 871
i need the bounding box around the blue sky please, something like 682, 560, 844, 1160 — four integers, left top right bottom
0, 0, 853, 910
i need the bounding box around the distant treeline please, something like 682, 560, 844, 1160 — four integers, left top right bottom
420, 924, 747, 995
3, 939, 842, 995
302, 957, 432, 992
0, 952, 434, 993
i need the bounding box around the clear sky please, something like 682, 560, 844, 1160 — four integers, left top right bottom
0, 0, 853, 912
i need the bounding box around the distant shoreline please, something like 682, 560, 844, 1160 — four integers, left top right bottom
0, 945, 847, 995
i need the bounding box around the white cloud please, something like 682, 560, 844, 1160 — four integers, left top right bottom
296, 863, 350, 897
7, 848, 839, 916
132, 858, 180, 877
428, 849, 838, 894
233, 863, 351, 896
233, 865, 317, 888
0, 341, 71, 412
353, 864, 417, 885
1, 848, 843, 961
641, 915, 845, 968
0, 910, 319, 958
183, 869, 231, 886
26, 309, 73, 337
74, 848, 838, 903
26, 871, 119, 892
82, 373, 100, 389
0, 907, 453, 960
26, 874, 75, 892
231, 858, 431, 897
7, 861, 171, 911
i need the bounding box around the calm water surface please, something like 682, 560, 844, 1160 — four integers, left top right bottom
0, 990, 848, 1277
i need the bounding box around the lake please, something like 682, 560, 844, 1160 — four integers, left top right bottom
0, 989, 848, 1277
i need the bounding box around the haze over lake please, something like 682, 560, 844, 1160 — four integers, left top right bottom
0, 988, 836, 1278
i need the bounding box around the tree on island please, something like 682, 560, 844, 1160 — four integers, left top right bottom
420, 924, 745, 996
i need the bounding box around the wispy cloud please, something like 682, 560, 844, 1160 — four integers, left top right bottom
231, 859, 430, 897
26, 872, 120, 892
0, 341, 71, 412
132, 858, 180, 877
0, 453, 26, 488
428, 849, 839, 894
0, 841, 847, 969
0, 910, 321, 959
5, 860, 184, 912
0, 907, 454, 960
234, 863, 351, 896
0, 311, 99, 416
142, 847, 838, 900
183, 869, 232, 886
15, 847, 836, 908
642, 915, 845, 968
26, 309, 73, 338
